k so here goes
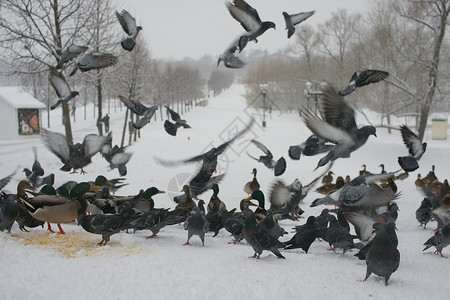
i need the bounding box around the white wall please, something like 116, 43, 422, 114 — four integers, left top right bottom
0, 101, 17, 139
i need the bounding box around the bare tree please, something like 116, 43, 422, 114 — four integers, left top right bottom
0, 0, 95, 143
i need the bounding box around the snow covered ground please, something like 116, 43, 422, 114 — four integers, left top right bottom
0, 84, 449, 300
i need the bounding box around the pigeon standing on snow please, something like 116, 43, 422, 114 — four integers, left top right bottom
282, 11, 315, 39
56, 45, 88, 69
338, 69, 389, 96
363, 222, 400, 285
226, 0, 276, 52
284, 216, 320, 253
41, 129, 111, 174
300, 86, 377, 169
22, 147, 55, 188
325, 215, 357, 253
397, 125, 427, 172
247, 140, 286, 176
288, 134, 333, 160
217, 38, 246, 69
219, 208, 245, 244
0, 195, 20, 232
183, 206, 209, 246
77, 213, 132, 246
164, 105, 191, 136
49, 68, 79, 110
423, 224, 450, 258
118, 95, 158, 130
69, 50, 118, 76
415, 197, 433, 229
115, 10, 142, 51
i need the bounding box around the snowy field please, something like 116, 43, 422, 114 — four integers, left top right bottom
0, 84, 449, 300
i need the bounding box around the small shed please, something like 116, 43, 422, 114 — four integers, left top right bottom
0, 86, 46, 139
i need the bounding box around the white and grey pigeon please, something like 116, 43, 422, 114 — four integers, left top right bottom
56, 45, 88, 69
49, 68, 79, 110
217, 37, 246, 69
282, 10, 315, 39
398, 125, 427, 172
288, 134, 333, 160
41, 129, 111, 174
118, 95, 158, 130
247, 140, 286, 176
69, 50, 118, 76
22, 147, 55, 188
300, 86, 377, 169
115, 9, 142, 51
338, 69, 389, 96
101, 144, 132, 177
164, 105, 191, 136
226, 0, 276, 52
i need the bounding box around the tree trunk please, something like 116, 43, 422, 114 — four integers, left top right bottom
96, 77, 103, 136
121, 108, 129, 148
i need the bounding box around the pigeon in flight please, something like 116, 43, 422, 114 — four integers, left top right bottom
69, 51, 118, 76
217, 38, 246, 69
56, 45, 88, 69
339, 69, 389, 96
288, 134, 333, 160
118, 95, 158, 130
49, 68, 79, 110
115, 10, 142, 51
23, 147, 55, 188
300, 86, 377, 169
247, 140, 286, 176
164, 105, 191, 136
398, 125, 427, 172
226, 0, 276, 52
282, 11, 315, 39
41, 129, 111, 174
101, 144, 132, 176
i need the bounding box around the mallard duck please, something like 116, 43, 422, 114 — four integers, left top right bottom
243, 168, 260, 194
423, 165, 438, 184
322, 171, 334, 184
243, 190, 267, 221
92, 175, 128, 194
360, 164, 372, 176
415, 174, 424, 189
136, 187, 165, 212
207, 184, 226, 213
174, 185, 196, 217
21, 181, 97, 234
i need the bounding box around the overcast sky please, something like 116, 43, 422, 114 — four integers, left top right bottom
115, 0, 370, 60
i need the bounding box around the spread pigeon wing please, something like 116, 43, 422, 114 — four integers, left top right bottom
83, 133, 111, 160
41, 129, 71, 163
400, 125, 424, 158
226, 0, 261, 32
78, 52, 118, 72
111, 152, 132, 165
118, 95, 148, 115
360, 69, 389, 85
290, 11, 315, 26
269, 180, 291, 209
165, 105, 181, 122
250, 140, 273, 158
57, 45, 88, 68
115, 10, 137, 35
319, 86, 358, 133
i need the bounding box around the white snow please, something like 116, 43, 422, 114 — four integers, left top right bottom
0, 86, 46, 108
0, 84, 449, 300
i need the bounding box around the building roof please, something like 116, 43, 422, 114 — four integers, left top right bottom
0, 86, 46, 109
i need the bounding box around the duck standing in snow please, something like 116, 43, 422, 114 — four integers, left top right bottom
243, 168, 260, 195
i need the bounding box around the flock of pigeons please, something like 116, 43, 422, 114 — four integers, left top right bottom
0, 1, 449, 288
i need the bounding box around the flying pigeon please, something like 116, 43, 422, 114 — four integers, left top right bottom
0, 172, 15, 192
247, 140, 286, 176
398, 125, 427, 172
217, 38, 246, 69
101, 144, 132, 176
300, 86, 377, 169
363, 222, 400, 285
115, 10, 142, 51
226, 0, 276, 52
339, 69, 389, 96
41, 129, 111, 174
56, 45, 88, 69
49, 68, 79, 110
118, 95, 158, 130
69, 50, 118, 76
164, 105, 191, 136
282, 11, 315, 39
288, 134, 333, 160
23, 147, 55, 188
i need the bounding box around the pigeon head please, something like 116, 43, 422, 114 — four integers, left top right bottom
72, 91, 80, 97
360, 126, 377, 137
23, 168, 32, 176
263, 21, 276, 30
137, 26, 143, 32
72, 143, 83, 157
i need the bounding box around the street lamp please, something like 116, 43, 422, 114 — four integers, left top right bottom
304, 81, 312, 110
260, 83, 268, 128
304, 80, 326, 114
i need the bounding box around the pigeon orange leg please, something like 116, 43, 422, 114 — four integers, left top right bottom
47, 222, 56, 233
70, 169, 78, 174
97, 240, 106, 246
183, 241, 191, 246
146, 234, 157, 239
80, 168, 87, 175
20, 227, 30, 232
56, 223, 65, 234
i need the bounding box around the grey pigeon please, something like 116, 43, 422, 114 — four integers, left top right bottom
205, 200, 224, 237
289, 134, 333, 160
41, 129, 111, 174
226, 0, 276, 52
284, 216, 319, 253
311, 173, 399, 211
56, 45, 88, 69
164, 105, 191, 136
300, 87, 377, 169
416, 197, 433, 229
282, 11, 315, 39
217, 38, 246, 69
69, 50, 118, 76
0, 194, 20, 232
23, 147, 55, 188
325, 215, 357, 253
339, 69, 389, 96
16, 201, 45, 232
219, 208, 245, 244
247, 140, 286, 176
49, 68, 79, 110
183, 206, 209, 246
115, 9, 142, 51
77, 213, 132, 246
364, 222, 400, 285
398, 125, 427, 172
130, 208, 184, 239
355, 222, 398, 261
242, 205, 285, 259
118, 95, 158, 130
423, 224, 450, 258
101, 144, 132, 176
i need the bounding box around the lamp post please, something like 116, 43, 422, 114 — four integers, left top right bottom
260, 83, 268, 128
304, 81, 312, 110
304, 81, 327, 114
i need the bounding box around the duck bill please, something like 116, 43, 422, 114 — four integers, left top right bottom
244, 195, 253, 201
105, 180, 113, 185
158, 190, 166, 194
89, 185, 102, 192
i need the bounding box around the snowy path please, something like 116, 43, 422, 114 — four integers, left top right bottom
0, 84, 449, 300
